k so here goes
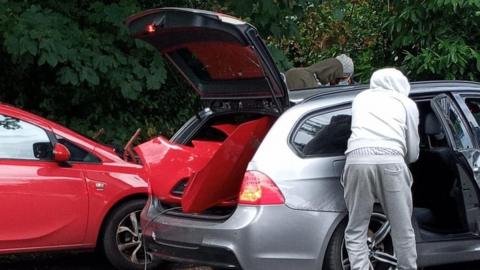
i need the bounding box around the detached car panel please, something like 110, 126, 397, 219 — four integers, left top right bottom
136, 116, 274, 213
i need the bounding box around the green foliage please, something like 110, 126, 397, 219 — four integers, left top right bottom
386, 0, 480, 80
0, 0, 196, 145
1, 0, 480, 146
227, 0, 320, 38
269, 0, 389, 82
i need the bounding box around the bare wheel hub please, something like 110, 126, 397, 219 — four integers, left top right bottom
115, 210, 152, 265
341, 213, 397, 270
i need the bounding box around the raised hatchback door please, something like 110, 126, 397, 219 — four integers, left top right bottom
126, 8, 288, 112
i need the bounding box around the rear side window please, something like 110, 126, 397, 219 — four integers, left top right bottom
292, 108, 352, 157
0, 114, 52, 160
175, 43, 264, 81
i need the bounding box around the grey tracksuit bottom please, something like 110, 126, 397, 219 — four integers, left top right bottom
342, 154, 417, 270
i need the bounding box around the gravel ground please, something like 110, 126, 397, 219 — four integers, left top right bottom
1, 251, 480, 270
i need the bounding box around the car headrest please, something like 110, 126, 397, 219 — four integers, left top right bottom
424, 113, 442, 135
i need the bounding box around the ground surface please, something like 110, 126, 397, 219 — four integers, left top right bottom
0, 252, 209, 270
1, 251, 480, 270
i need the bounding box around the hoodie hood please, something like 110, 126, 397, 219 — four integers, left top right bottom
370, 68, 410, 96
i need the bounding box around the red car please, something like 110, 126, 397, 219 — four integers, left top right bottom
0, 103, 161, 270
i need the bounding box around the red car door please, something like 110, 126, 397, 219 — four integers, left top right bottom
0, 114, 88, 251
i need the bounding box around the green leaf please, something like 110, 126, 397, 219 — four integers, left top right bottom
22, 37, 38, 56
93, 55, 113, 73
120, 81, 141, 100
146, 66, 166, 90
270, 23, 282, 38
266, 44, 292, 71
58, 67, 79, 86
45, 53, 59, 67
4, 36, 19, 55
80, 67, 99, 85
332, 7, 345, 21
476, 55, 480, 72
38, 53, 47, 65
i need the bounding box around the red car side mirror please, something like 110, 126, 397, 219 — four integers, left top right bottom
53, 143, 71, 163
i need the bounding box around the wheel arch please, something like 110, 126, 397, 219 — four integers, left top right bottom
95, 193, 148, 248
317, 212, 348, 267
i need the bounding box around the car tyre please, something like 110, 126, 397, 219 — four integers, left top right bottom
323, 219, 346, 270
323, 209, 396, 270
102, 199, 164, 270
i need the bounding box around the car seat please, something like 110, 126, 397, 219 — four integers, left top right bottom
411, 112, 466, 233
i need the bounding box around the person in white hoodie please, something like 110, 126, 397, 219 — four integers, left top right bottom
342, 68, 419, 270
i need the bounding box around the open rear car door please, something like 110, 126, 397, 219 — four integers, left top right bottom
430, 94, 480, 233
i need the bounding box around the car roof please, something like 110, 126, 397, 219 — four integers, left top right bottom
0, 103, 56, 128
290, 80, 480, 104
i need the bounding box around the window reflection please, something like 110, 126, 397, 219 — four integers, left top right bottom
293, 108, 352, 156
0, 116, 21, 130
436, 98, 473, 150
0, 115, 51, 160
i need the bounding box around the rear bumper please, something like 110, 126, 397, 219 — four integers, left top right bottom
144, 236, 241, 269
141, 199, 345, 270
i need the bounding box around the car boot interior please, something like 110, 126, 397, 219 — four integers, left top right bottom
410, 101, 468, 235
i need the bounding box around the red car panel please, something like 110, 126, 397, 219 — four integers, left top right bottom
0, 103, 148, 255
135, 136, 222, 205
136, 116, 273, 213
182, 116, 273, 212
0, 160, 88, 250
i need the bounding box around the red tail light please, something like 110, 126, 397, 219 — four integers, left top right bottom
238, 171, 285, 205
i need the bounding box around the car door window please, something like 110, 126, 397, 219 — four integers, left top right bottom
433, 96, 474, 150
0, 114, 52, 160
56, 136, 101, 163
464, 98, 480, 125
291, 108, 352, 157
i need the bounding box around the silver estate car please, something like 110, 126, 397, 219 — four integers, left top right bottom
128, 8, 480, 270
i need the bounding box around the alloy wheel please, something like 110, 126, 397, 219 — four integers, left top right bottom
341, 212, 397, 270
115, 210, 152, 265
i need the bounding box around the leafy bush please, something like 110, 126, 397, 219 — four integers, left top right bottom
386, 0, 480, 80
1, 0, 479, 146
0, 1, 196, 145
266, 0, 389, 82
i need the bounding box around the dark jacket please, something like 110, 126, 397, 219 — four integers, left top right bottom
285, 58, 343, 90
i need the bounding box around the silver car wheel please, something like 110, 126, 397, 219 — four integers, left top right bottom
341, 212, 397, 270
116, 210, 152, 265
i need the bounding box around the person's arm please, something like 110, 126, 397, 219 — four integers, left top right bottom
405, 100, 420, 164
